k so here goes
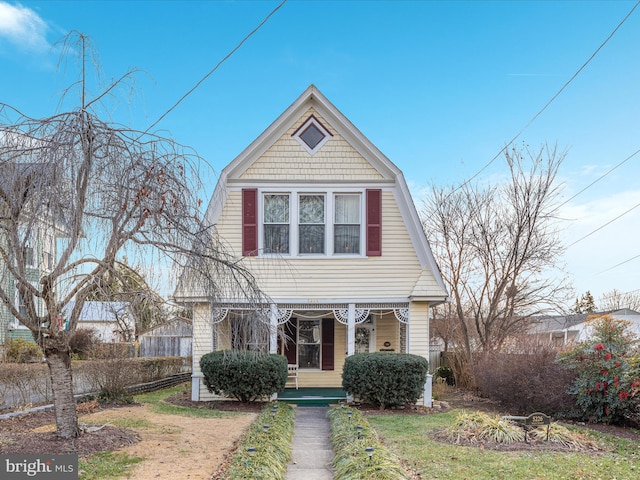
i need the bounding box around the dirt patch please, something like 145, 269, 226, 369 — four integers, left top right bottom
0, 393, 259, 480
78, 403, 256, 479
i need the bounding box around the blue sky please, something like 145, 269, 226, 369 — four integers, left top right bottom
1, 0, 640, 307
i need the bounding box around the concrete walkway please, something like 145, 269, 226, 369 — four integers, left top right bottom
285, 406, 334, 480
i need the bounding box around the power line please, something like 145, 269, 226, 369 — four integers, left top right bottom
568, 201, 640, 248
144, 0, 287, 135
557, 147, 640, 210
597, 253, 640, 275
450, 0, 640, 193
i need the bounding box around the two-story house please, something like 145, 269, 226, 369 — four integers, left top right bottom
177, 85, 448, 401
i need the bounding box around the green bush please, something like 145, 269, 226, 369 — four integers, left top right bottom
224, 402, 295, 479
4, 338, 42, 363
434, 365, 455, 385
558, 314, 640, 424
328, 406, 409, 479
200, 350, 288, 403
342, 352, 428, 409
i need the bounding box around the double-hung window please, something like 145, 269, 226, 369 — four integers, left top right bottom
299, 194, 325, 254
263, 194, 290, 254
253, 189, 374, 257
334, 194, 361, 254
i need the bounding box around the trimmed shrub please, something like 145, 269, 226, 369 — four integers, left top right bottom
471, 346, 576, 416
200, 350, 288, 403
342, 352, 428, 410
4, 338, 42, 363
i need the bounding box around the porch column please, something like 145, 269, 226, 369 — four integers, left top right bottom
347, 303, 356, 356
269, 304, 278, 354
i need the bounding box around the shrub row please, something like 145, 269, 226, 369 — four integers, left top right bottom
327, 406, 408, 479
0, 357, 189, 410
223, 402, 295, 480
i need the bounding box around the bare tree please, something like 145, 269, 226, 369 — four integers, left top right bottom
0, 33, 263, 439
423, 143, 571, 358
599, 289, 640, 312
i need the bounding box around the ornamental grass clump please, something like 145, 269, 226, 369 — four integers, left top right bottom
529, 423, 600, 451
445, 411, 524, 445
558, 314, 640, 424
328, 406, 409, 480
223, 402, 295, 480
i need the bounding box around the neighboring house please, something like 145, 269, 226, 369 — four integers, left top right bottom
529, 309, 640, 346
0, 163, 59, 345
138, 317, 192, 357
63, 301, 135, 343
175, 85, 448, 401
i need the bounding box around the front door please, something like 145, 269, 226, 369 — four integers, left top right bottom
355, 316, 375, 353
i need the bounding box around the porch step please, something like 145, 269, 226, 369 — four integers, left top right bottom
278, 388, 347, 406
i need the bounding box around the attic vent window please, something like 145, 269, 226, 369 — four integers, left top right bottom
293, 115, 332, 155
300, 123, 325, 150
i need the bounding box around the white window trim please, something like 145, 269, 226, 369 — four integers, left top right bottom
259, 188, 365, 258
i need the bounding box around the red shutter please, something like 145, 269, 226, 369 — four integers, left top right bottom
366, 189, 382, 256
321, 318, 335, 371
242, 188, 258, 256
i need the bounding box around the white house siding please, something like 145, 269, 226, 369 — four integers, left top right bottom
240, 109, 384, 182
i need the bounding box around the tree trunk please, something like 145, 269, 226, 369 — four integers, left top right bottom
46, 350, 79, 439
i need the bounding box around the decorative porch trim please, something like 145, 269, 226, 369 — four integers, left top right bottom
211, 308, 229, 324
333, 308, 370, 325
273, 307, 293, 325
394, 307, 410, 324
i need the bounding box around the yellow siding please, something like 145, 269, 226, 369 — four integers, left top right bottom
408, 302, 430, 358
374, 314, 399, 352
240, 109, 384, 181
216, 190, 438, 300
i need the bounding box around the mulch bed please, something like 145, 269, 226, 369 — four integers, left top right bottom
0, 407, 139, 456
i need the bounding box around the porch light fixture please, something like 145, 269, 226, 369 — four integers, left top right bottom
365, 447, 374, 462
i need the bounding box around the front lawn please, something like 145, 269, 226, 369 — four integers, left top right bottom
368, 410, 640, 479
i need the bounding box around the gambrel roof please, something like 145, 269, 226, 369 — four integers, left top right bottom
204, 85, 447, 300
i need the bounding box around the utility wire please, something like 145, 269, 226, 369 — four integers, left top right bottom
597, 253, 640, 275
568, 201, 640, 247
450, 0, 640, 193
557, 147, 640, 210
144, 0, 287, 135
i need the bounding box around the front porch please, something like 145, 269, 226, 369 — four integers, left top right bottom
277, 387, 347, 406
